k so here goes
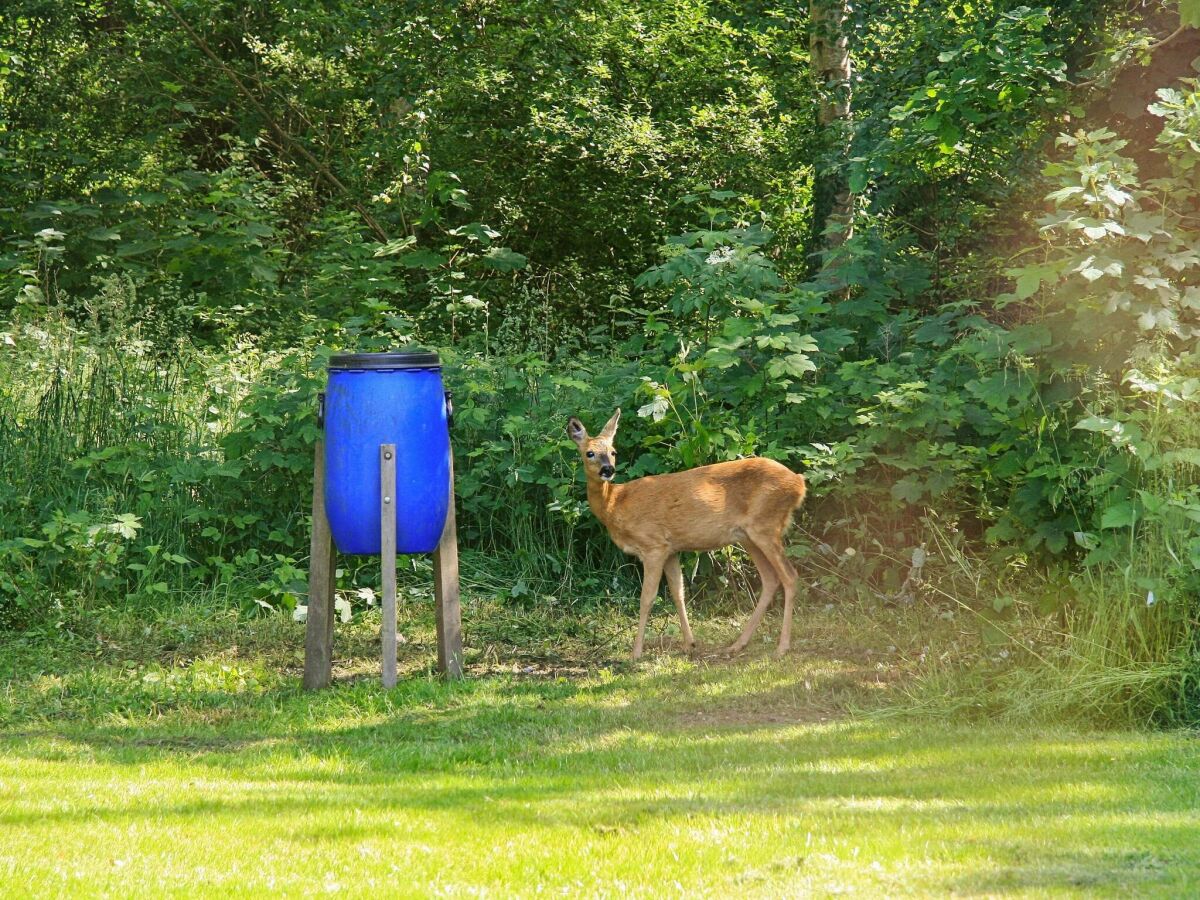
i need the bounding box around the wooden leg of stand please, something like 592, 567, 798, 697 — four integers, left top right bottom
434, 452, 463, 678
303, 440, 336, 690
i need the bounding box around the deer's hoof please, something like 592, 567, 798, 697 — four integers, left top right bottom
774, 643, 791, 659
723, 642, 746, 657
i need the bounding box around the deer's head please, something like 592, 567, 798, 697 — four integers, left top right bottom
567, 409, 621, 482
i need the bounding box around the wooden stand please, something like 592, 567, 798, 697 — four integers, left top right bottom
302, 439, 337, 691
433, 456, 463, 678
303, 441, 463, 689
380, 444, 399, 688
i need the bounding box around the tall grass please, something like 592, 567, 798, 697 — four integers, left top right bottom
2, 306, 1197, 726
887, 509, 1200, 728
0, 311, 640, 629
0, 311, 273, 623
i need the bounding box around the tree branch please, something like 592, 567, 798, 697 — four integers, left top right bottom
1148, 23, 1188, 54
160, 1, 390, 243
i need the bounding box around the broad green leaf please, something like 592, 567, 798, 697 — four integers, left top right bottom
250, 262, 278, 283
1099, 502, 1137, 529
637, 396, 669, 422
1074, 415, 1117, 432
481, 247, 528, 271
398, 249, 449, 269
115, 241, 154, 257
1015, 269, 1042, 299
374, 236, 418, 257
1162, 448, 1200, 467
768, 353, 817, 380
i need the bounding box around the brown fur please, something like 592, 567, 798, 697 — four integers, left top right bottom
568, 409, 807, 659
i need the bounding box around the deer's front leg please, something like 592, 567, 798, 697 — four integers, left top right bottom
632, 554, 666, 661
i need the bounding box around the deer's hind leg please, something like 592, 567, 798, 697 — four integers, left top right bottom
747, 524, 799, 657
724, 538, 781, 655
664, 553, 695, 654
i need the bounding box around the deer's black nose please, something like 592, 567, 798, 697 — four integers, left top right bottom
599, 464, 615, 478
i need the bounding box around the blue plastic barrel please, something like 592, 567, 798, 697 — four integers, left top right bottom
323, 351, 451, 555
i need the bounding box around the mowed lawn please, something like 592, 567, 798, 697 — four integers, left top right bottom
2, 602, 1199, 897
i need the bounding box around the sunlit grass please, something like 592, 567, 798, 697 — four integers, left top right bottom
2, 600, 1199, 896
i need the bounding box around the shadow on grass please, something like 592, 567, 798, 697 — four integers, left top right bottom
3, 648, 1200, 893
4, 702, 1199, 892
4, 600, 1200, 893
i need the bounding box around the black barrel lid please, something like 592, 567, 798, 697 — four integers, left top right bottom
328, 349, 441, 370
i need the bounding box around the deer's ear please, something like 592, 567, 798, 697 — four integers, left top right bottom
567, 417, 588, 446
599, 408, 621, 441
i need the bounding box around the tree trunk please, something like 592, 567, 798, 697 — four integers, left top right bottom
809, 0, 854, 253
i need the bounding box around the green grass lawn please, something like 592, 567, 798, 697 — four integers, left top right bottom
2, 597, 1199, 897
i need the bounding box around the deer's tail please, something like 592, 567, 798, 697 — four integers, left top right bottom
793, 471, 807, 508
784, 471, 807, 532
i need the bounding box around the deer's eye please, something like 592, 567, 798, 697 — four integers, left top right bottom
586, 451, 595, 459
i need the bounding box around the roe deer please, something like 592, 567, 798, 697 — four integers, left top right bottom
567, 409, 807, 660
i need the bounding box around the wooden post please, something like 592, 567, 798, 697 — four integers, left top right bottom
380, 444, 398, 689
303, 439, 337, 690
434, 452, 464, 678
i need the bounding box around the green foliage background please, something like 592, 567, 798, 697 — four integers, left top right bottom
2, 0, 1199, 721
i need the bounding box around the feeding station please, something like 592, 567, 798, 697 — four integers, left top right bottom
303, 350, 462, 689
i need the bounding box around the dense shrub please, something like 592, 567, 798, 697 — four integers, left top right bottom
2, 1, 1198, 721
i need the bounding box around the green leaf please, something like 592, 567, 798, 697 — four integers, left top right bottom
637, 396, 670, 422
1182, 0, 1200, 28
786, 333, 820, 354
768, 353, 817, 380
111, 513, 143, 539
374, 236, 418, 257
115, 241, 154, 258
1015, 270, 1042, 299
452, 223, 500, 244
398, 249, 449, 269
86, 227, 121, 241
1074, 415, 1118, 433
1099, 502, 1137, 530
1162, 448, 1200, 467
480, 246, 528, 271
250, 262, 278, 283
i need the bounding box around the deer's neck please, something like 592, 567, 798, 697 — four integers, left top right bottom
586, 477, 621, 528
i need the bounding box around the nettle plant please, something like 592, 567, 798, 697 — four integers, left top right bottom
1010, 109, 1200, 350
1001, 84, 1200, 601
633, 206, 821, 469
